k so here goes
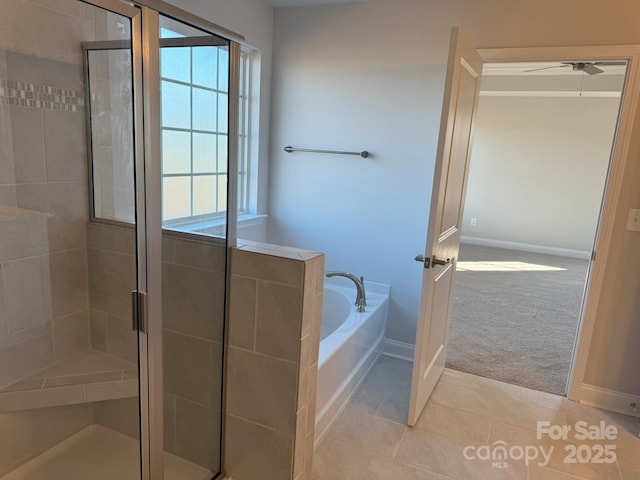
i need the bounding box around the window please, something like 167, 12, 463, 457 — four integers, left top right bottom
160, 32, 231, 224
87, 24, 256, 232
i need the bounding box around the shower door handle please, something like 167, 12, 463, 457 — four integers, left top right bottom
131, 290, 147, 333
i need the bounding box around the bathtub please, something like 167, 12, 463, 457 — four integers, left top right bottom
315, 281, 390, 442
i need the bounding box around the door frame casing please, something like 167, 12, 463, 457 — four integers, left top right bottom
477, 45, 640, 402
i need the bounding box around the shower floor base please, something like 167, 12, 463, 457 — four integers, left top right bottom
1, 424, 212, 480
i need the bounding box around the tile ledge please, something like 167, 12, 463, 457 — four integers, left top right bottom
234, 241, 323, 262
0, 349, 138, 412
0, 204, 52, 222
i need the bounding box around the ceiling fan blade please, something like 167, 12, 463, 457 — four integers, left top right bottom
582, 64, 604, 75
523, 65, 569, 73
593, 61, 628, 66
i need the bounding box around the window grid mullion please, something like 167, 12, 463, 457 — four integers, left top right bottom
215, 47, 220, 213
160, 76, 226, 95
189, 46, 195, 218
164, 126, 227, 136
163, 172, 223, 178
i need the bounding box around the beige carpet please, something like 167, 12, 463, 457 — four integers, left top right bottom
446, 243, 590, 395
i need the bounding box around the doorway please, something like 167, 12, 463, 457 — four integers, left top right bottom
445, 60, 627, 395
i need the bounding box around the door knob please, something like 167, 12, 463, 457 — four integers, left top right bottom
432, 255, 451, 266
415, 254, 451, 268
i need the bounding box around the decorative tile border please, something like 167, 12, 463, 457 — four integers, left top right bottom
0, 79, 84, 112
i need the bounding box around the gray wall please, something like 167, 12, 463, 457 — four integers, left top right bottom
268, 1, 440, 346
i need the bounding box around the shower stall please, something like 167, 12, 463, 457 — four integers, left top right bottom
0, 0, 239, 478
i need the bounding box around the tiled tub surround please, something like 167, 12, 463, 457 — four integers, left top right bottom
226, 243, 324, 480
87, 222, 226, 471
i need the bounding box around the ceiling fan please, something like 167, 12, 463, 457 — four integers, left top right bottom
524, 61, 627, 75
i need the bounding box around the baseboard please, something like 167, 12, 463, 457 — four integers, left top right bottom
460, 236, 591, 260
579, 383, 640, 418
383, 339, 415, 362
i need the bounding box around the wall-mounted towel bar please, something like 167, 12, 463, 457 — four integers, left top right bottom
284, 146, 369, 158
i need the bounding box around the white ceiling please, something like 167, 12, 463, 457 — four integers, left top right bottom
264, 0, 369, 7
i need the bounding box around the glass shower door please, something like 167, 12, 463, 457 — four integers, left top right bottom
158, 15, 231, 478
0, 1, 144, 479
1, 1, 236, 478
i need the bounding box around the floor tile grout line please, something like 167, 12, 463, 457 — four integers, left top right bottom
535, 465, 594, 480
391, 424, 408, 459
321, 435, 400, 461
371, 387, 393, 418
486, 419, 494, 445
347, 380, 389, 417
392, 452, 445, 479
614, 453, 625, 480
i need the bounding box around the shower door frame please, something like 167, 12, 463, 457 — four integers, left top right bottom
79, 1, 152, 478
81, 0, 242, 478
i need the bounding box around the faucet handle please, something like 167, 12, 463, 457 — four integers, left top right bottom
359, 276, 366, 306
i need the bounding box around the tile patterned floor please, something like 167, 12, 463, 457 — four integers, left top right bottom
313, 356, 640, 480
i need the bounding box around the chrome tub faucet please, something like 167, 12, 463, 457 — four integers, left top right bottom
325, 271, 366, 312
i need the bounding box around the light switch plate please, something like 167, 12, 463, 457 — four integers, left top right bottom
627, 209, 640, 232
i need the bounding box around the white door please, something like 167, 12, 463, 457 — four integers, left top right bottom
408, 27, 483, 426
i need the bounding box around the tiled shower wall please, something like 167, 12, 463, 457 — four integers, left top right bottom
0, 16, 91, 387
0, 1, 97, 474
85, 222, 139, 440
226, 244, 324, 480
162, 232, 225, 470
86, 222, 226, 471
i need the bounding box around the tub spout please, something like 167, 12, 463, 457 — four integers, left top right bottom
325, 272, 366, 312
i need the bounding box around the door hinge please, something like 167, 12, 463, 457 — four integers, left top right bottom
131, 290, 147, 333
